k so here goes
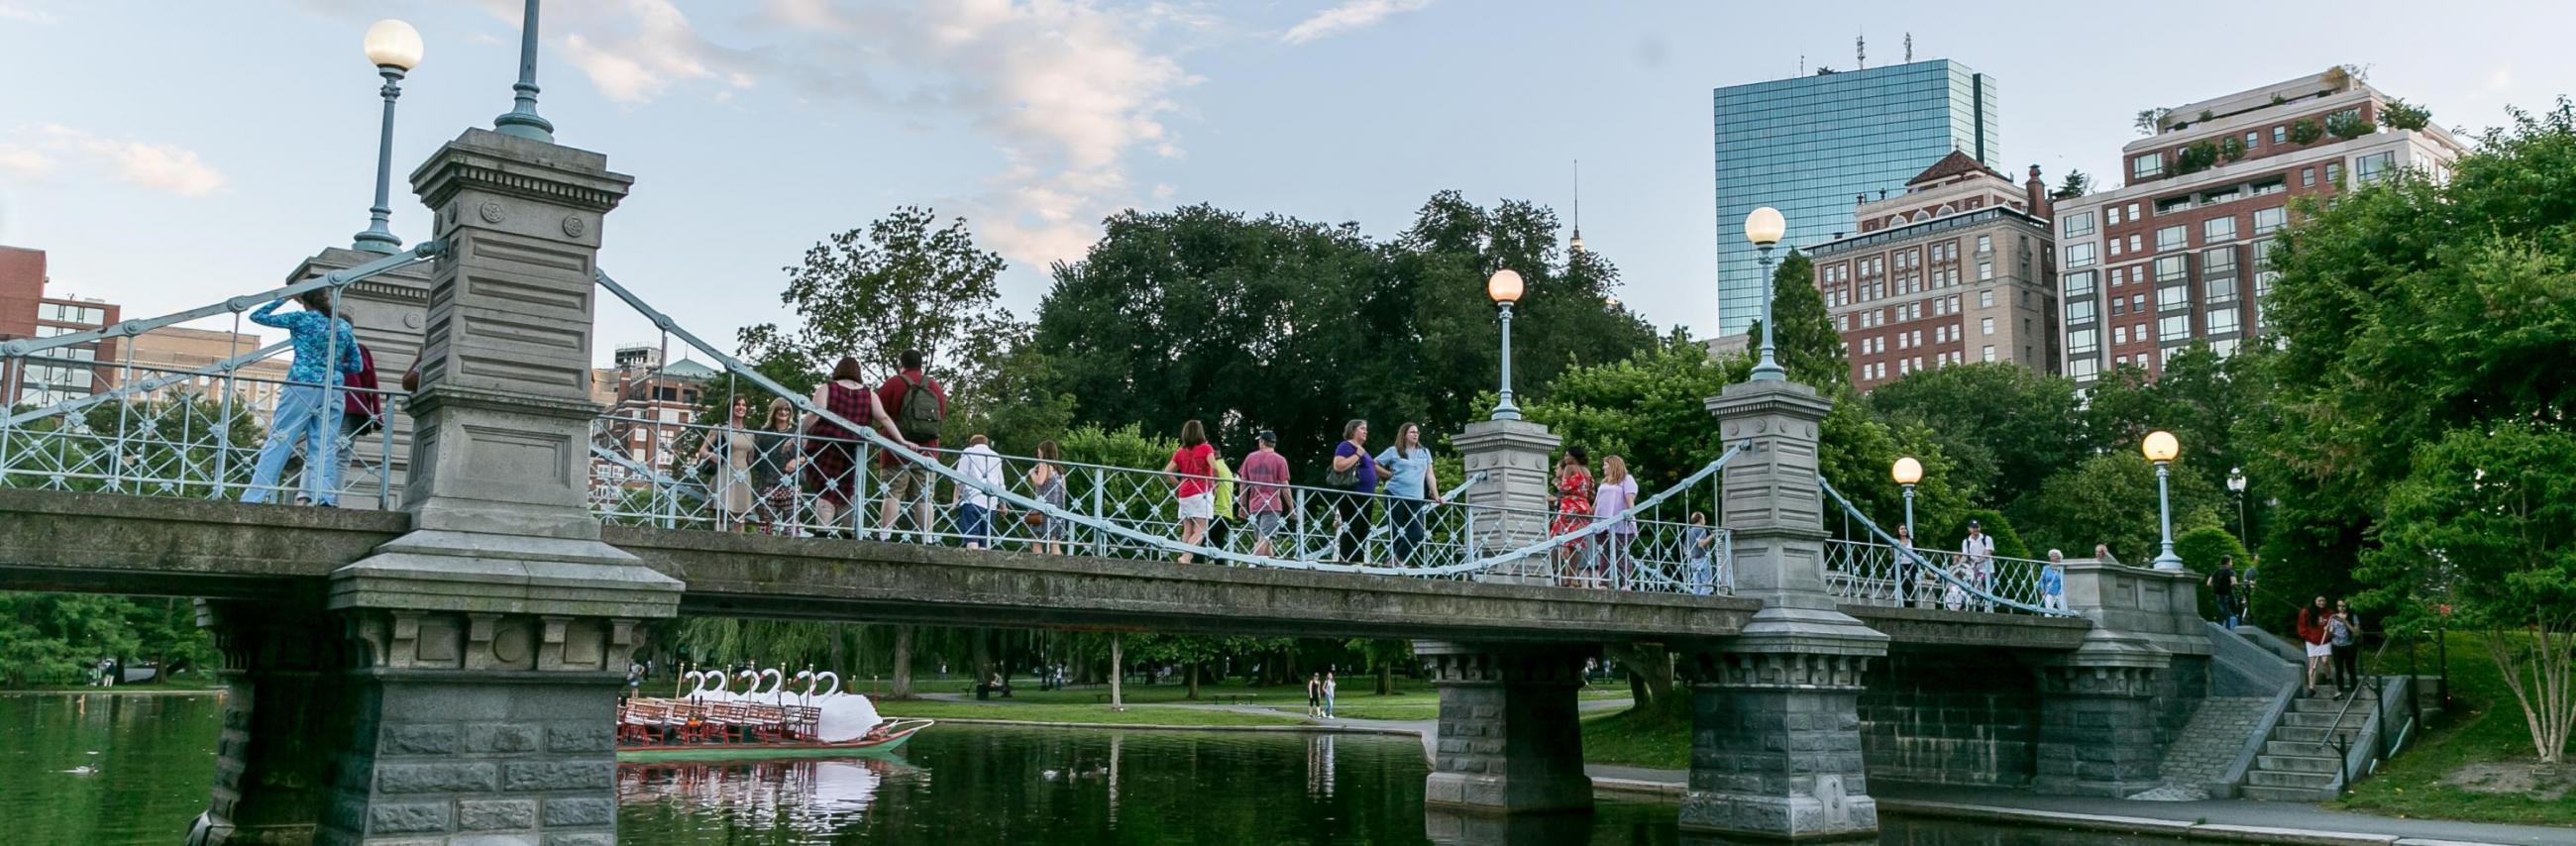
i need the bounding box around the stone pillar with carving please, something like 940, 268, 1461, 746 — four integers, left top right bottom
2032, 629, 2173, 797
1682, 379, 1891, 840
1415, 641, 1593, 815
306, 128, 682, 845
1451, 419, 1561, 583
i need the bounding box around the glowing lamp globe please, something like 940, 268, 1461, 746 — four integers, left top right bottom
1744, 206, 1785, 246
364, 19, 425, 70
1891, 457, 1923, 485
2142, 430, 2180, 464
1486, 268, 1525, 304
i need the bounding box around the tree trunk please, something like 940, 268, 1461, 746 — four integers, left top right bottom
890, 625, 915, 699
969, 629, 994, 688
1186, 660, 1202, 700
1603, 643, 1674, 709
1110, 635, 1126, 710
1377, 658, 1393, 695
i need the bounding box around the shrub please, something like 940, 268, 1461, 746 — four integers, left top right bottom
2288, 119, 2323, 145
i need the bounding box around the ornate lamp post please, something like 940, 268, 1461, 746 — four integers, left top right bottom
492, 0, 554, 142
1744, 206, 1787, 381
1891, 457, 1923, 541
2226, 466, 2248, 540
1486, 268, 1525, 421
352, 20, 424, 254
2144, 430, 2184, 571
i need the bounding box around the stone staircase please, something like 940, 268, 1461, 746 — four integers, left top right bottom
2243, 689, 2376, 800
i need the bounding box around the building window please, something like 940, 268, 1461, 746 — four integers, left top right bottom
2128, 234, 2142, 254
2109, 240, 2124, 258
2107, 205, 2125, 226
2156, 196, 2193, 216
2155, 225, 2188, 252
2302, 167, 2315, 188
2063, 211, 2095, 238
2062, 270, 2095, 298
2202, 187, 2239, 206
2128, 202, 2141, 221
1978, 262, 1993, 281
2158, 284, 2189, 311
2203, 216, 2237, 243
2356, 151, 2398, 184
1979, 290, 1995, 308
2273, 126, 2288, 145
2070, 359, 2099, 380
2111, 297, 2127, 316
2114, 326, 2130, 345
2070, 328, 2098, 355
2065, 243, 2096, 268
2206, 272, 2238, 304
2202, 247, 2238, 278
2132, 154, 2163, 179
2253, 206, 2287, 235
2155, 255, 2189, 287
2245, 131, 2261, 149
1981, 317, 1995, 336
1982, 345, 1996, 363
1976, 235, 1992, 255
2324, 162, 2342, 184
2159, 314, 2192, 343
2207, 307, 2241, 335
2130, 294, 2146, 314
2251, 177, 2286, 196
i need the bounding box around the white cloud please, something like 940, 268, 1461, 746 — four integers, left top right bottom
0, 146, 54, 178
0, 3, 58, 24
2489, 67, 2513, 91
12, 125, 224, 197
1281, 0, 1431, 45
553, 0, 759, 105
749, 0, 1203, 268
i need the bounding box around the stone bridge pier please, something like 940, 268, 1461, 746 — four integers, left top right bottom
191, 127, 682, 846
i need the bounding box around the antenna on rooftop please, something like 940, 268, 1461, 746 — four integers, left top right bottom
1905, 33, 1913, 62
1857, 32, 1866, 69
1568, 159, 1585, 255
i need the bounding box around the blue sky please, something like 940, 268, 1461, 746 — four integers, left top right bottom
0, 0, 2565, 356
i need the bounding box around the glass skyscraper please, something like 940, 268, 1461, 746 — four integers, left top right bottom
1713, 59, 1999, 341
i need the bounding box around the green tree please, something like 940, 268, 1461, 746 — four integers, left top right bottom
2051, 169, 2093, 201
1742, 250, 1850, 389
740, 205, 1017, 394
2220, 136, 2247, 162
1524, 339, 1739, 493
2364, 423, 2576, 763
1865, 362, 2085, 505
2325, 110, 2378, 140
2135, 108, 2172, 136
2175, 141, 2220, 175
2288, 119, 2323, 146
2174, 525, 2253, 621
2382, 98, 2432, 132
2010, 452, 2223, 570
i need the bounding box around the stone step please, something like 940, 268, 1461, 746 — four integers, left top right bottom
2289, 694, 2379, 713
2255, 754, 2341, 774
2264, 739, 2339, 758
2273, 724, 2366, 745
2248, 769, 2338, 790
2280, 710, 2372, 729
2241, 784, 2339, 802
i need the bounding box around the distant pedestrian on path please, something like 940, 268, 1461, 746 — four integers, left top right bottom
1165, 420, 1218, 563
2298, 595, 2333, 696
1306, 673, 1323, 718
875, 349, 947, 541
1960, 520, 1996, 611
1328, 420, 1379, 565
1323, 672, 1338, 718
1373, 422, 1442, 567
2208, 556, 2242, 630
2330, 599, 2364, 697
953, 434, 1005, 550
243, 290, 364, 506
2040, 549, 2068, 612
1593, 455, 1639, 589
1239, 432, 1291, 558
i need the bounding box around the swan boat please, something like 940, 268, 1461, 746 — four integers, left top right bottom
618, 667, 932, 763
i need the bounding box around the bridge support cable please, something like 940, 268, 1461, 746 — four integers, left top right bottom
1815, 475, 2073, 616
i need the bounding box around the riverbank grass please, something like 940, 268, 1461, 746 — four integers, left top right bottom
2335, 632, 2574, 826
1579, 703, 1689, 771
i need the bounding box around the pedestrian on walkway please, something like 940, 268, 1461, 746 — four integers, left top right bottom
1942, 553, 1973, 611
243, 290, 364, 506
1593, 455, 1640, 589
1683, 512, 1716, 596
2207, 556, 2242, 629
1960, 520, 1996, 610
1323, 671, 1338, 718
1165, 420, 1218, 563
1894, 523, 1919, 607
1306, 673, 1323, 717
1327, 420, 1379, 565
2330, 599, 2364, 696
1550, 447, 1595, 586
874, 349, 947, 541
690, 395, 759, 532
1028, 440, 1068, 556
953, 434, 1005, 550
752, 398, 804, 535
2040, 549, 2068, 612
2298, 595, 2333, 696
1209, 448, 1236, 553
1373, 422, 1442, 567
2093, 543, 2120, 568
1238, 432, 1290, 558
804, 357, 911, 537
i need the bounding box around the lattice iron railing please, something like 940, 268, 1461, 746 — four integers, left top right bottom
1816, 475, 2073, 616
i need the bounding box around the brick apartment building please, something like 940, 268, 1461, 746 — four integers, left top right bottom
2053, 68, 2464, 386
0, 245, 124, 406
1808, 152, 2061, 390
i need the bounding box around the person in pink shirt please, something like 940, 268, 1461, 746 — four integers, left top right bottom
1236, 431, 1292, 558
1592, 455, 1641, 589
1163, 419, 1218, 563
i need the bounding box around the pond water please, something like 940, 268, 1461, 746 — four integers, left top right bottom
4, 692, 2189, 844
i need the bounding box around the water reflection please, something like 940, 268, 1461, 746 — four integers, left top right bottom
620, 757, 905, 832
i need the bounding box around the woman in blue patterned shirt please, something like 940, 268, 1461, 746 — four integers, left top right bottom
242, 289, 363, 505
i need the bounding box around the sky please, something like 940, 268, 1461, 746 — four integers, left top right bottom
0, 0, 2565, 360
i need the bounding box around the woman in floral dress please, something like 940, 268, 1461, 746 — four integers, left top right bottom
1550, 446, 1595, 586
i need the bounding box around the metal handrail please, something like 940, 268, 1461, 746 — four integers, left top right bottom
2327, 627, 2408, 793
6, 341, 291, 427
0, 242, 439, 359
1815, 474, 2074, 616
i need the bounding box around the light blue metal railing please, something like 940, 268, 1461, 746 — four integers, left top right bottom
1815, 475, 2072, 616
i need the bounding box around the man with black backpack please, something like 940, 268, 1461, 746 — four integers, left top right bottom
874, 349, 947, 541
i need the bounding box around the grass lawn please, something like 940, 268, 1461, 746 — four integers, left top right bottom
2334, 631, 2574, 827
1579, 703, 1690, 771
1326, 700, 1440, 721
874, 698, 1308, 727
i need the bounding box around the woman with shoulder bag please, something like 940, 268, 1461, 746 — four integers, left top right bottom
1327, 420, 1378, 565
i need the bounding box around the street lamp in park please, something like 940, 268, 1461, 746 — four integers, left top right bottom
2227, 467, 2248, 541
2144, 430, 2185, 571
1487, 268, 1525, 421
1744, 206, 1787, 381
1891, 456, 1923, 541
352, 19, 424, 254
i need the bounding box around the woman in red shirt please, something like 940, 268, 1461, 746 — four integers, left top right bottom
1550, 446, 1595, 586
1164, 420, 1218, 564
2297, 594, 2333, 696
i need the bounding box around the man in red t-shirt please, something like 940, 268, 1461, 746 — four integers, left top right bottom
875, 349, 948, 540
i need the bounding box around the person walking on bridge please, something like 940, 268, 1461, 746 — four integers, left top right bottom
2040, 550, 2068, 612
1960, 520, 1996, 611
1028, 440, 1068, 556
1373, 422, 1442, 567
1239, 432, 1290, 558
2208, 556, 2242, 630
1328, 420, 1379, 565
1550, 447, 1595, 586
804, 357, 911, 537
875, 349, 947, 541
242, 290, 364, 506
1593, 456, 1640, 589
1166, 420, 1218, 564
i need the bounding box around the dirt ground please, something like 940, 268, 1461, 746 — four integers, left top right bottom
2440, 762, 2573, 801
